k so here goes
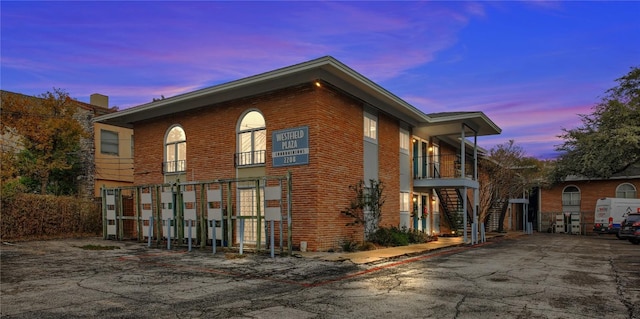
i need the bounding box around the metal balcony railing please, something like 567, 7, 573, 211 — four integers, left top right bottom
413, 153, 476, 179
235, 150, 266, 167
163, 160, 186, 174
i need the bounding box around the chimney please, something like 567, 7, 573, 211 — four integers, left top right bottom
90, 93, 109, 108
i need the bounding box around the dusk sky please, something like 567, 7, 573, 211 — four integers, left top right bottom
1, 1, 639, 159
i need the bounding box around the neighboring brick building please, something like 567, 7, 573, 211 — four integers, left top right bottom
0, 90, 133, 198
538, 165, 640, 234
96, 56, 501, 251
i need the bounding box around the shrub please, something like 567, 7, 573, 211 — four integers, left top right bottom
369, 226, 431, 247
0, 193, 101, 241
359, 241, 377, 251
340, 238, 360, 252
406, 229, 430, 244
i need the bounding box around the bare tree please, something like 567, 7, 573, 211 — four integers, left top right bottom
479, 141, 543, 232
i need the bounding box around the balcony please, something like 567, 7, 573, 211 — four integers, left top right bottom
163, 160, 186, 174
235, 150, 266, 167
413, 153, 478, 189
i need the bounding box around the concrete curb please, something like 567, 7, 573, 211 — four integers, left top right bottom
296, 232, 524, 265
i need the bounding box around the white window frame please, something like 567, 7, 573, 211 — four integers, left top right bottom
364, 112, 377, 142
399, 129, 409, 154
616, 183, 637, 198
164, 125, 186, 173
400, 192, 410, 213
562, 185, 581, 206
237, 110, 266, 166
237, 183, 266, 245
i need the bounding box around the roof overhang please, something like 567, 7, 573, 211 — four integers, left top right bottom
414, 112, 502, 138
95, 56, 429, 128
95, 56, 502, 139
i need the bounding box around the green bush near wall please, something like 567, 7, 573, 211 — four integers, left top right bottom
1, 193, 102, 241
368, 226, 431, 247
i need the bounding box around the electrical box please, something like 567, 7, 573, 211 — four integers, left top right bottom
555, 214, 564, 233
571, 213, 581, 235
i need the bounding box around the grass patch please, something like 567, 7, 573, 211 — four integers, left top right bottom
78, 244, 120, 251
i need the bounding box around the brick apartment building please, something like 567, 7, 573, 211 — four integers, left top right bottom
538, 165, 640, 233
96, 56, 501, 251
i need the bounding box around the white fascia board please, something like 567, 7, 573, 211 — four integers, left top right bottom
423, 112, 502, 136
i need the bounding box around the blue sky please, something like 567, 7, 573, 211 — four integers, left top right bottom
2, 1, 639, 159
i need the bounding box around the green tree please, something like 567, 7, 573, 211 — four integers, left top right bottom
553, 67, 640, 180
1, 89, 89, 195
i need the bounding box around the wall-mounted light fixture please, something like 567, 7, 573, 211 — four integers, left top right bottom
314, 80, 322, 88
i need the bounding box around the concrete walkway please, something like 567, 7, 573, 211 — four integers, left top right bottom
298, 232, 520, 264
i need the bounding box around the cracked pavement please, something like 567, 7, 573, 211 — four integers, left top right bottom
1, 234, 638, 318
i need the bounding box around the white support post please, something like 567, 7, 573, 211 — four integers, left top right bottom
167, 218, 172, 250
239, 219, 245, 255
188, 220, 192, 252
148, 215, 153, 247
270, 220, 275, 258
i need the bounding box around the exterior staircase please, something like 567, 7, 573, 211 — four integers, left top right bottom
485, 199, 507, 232
435, 188, 473, 234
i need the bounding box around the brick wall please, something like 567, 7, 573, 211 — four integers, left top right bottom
132, 82, 406, 251
378, 112, 400, 228
540, 179, 640, 229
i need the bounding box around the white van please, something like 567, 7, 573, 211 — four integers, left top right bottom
593, 198, 640, 234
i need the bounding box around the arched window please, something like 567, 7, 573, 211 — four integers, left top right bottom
236, 110, 266, 166
164, 125, 186, 173
616, 183, 637, 198
562, 186, 581, 206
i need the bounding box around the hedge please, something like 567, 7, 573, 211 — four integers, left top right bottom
1, 193, 102, 241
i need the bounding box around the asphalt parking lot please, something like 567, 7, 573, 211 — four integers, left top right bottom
1, 233, 639, 318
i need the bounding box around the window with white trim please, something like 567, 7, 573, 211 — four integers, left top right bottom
399, 129, 409, 153
400, 192, 410, 212
616, 183, 637, 198
562, 186, 580, 206
164, 126, 186, 173
237, 110, 266, 166
363, 112, 377, 141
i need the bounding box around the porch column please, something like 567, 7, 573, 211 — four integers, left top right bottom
461, 124, 467, 243
474, 133, 480, 243
460, 123, 465, 178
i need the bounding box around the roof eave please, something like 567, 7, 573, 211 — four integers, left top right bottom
95, 56, 431, 128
